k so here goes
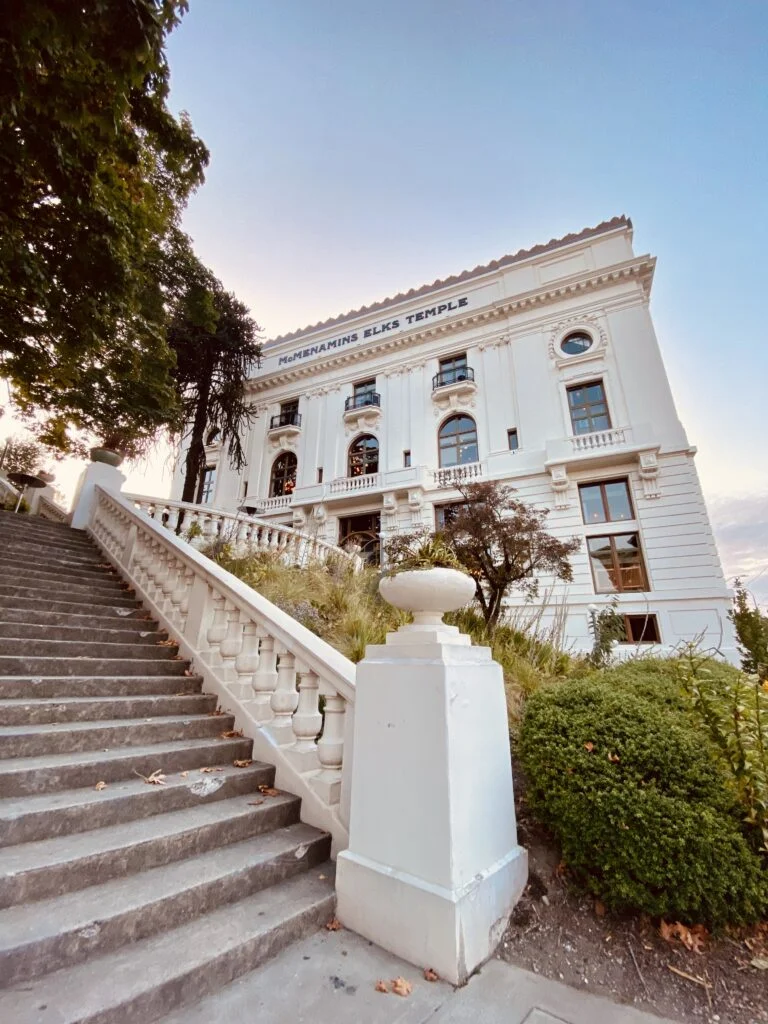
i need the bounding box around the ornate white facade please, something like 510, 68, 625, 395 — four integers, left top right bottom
173, 217, 737, 658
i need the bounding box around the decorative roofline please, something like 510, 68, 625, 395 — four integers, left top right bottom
266, 216, 632, 349
249, 253, 654, 394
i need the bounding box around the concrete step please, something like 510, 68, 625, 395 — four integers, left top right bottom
0, 605, 153, 628
0, 762, 273, 847
0, 621, 165, 645
0, 541, 106, 566
0, 869, 335, 1024
0, 823, 330, 984
0, 530, 98, 556
0, 735, 252, 797
0, 556, 122, 585
0, 673, 204, 699
0, 692, 216, 726
0, 511, 81, 536
0, 654, 189, 677
0, 576, 130, 601
0, 637, 177, 661
0, 569, 127, 597
0, 791, 300, 908
0, 585, 139, 610
0, 711, 236, 758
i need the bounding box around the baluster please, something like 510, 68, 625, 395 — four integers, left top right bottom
205, 592, 228, 664
202, 514, 218, 546
269, 649, 298, 743
160, 553, 178, 609
232, 620, 259, 701
166, 506, 180, 532
219, 605, 244, 681
292, 669, 322, 752
252, 632, 278, 720
313, 693, 345, 805
171, 564, 193, 629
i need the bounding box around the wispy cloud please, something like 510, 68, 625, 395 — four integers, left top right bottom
707, 492, 768, 609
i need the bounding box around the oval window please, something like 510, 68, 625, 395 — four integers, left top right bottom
560, 331, 593, 356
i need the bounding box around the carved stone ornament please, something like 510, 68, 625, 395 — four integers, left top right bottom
343, 405, 382, 436
638, 451, 661, 499
548, 313, 608, 363
292, 508, 307, 530
267, 431, 299, 452
312, 503, 327, 524
548, 465, 570, 509
477, 333, 511, 353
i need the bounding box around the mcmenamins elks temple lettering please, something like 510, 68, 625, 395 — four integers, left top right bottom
172, 217, 737, 659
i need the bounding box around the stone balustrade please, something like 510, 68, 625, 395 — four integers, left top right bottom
36, 494, 70, 524
431, 461, 484, 488
89, 486, 357, 851
126, 494, 360, 570
328, 472, 382, 495
570, 426, 627, 452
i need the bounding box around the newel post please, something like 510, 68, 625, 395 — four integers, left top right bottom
70, 462, 127, 531
335, 567, 528, 986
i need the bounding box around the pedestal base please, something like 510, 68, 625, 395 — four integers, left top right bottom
336, 843, 528, 985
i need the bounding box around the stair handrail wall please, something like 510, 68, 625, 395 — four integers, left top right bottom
126, 494, 362, 571
88, 485, 357, 853
35, 493, 71, 524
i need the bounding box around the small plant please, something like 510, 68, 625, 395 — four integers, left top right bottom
383, 530, 462, 574
730, 580, 768, 680
587, 599, 625, 668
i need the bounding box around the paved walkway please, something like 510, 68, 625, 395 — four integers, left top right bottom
159, 928, 676, 1024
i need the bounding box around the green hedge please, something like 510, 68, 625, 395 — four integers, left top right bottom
519, 676, 768, 924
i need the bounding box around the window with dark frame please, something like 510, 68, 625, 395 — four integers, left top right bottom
403, 450, 411, 468
270, 452, 297, 497
567, 380, 611, 435
623, 614, 661, 643
317, 467, 323, 484
507, 428, 519, 451
438, 353, 468, 385
434, 502, 463, 530
348, 434, 379, 476
353, 379, 376, 399
242, 479, 249, 498
199, 466, 216, 504
438, 414, 478, 467
579, 479, 634, 524
587, 533, 648, 593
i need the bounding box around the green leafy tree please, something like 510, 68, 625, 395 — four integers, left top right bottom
730, 581, 768, 679
0, 434, 54, 474
168, 257, 262, 503
0, 1, 208, 450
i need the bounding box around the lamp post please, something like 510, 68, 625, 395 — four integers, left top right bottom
587, 603, 599, 639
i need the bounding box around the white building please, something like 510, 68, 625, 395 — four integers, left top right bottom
173, 216, 736, 658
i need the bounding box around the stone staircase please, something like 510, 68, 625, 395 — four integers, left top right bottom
0, 511, 335, 1023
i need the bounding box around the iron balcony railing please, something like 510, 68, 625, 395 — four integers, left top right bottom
344, 392, 381, 412
432, 366, 475, 391
269, 411, 302, 429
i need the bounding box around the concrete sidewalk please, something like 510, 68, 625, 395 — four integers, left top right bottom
158, 928, 676, 1024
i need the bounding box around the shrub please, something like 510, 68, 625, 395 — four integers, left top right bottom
519, 677, 768, 924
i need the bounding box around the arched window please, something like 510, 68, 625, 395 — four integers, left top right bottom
438, 415, 478, 468
348, 434, 379, 477
270, 452, 297, 497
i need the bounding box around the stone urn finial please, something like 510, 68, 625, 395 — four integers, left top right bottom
379, 566, 476, 644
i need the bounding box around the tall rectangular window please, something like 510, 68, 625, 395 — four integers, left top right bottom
567, 380, 611, 435
403, 450, 411, 468
199, 466, 216, 505
438, 353, 468, 385
587, 533, 648, 593
353, 379, 376, 399
435, 502, 463, 530
317, 467, 323, 483
507, 428, 519, 451
579, 479, 633, 523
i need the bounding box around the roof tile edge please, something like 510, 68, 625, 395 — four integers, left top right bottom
268, 215, 632, 347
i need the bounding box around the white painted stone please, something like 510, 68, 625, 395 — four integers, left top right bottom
70, 463, 127, 530
379, 567, 476, 625
336, 608, 528, 985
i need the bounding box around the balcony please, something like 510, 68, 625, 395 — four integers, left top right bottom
431, 366, 477, 413
343, 392, 382, 433
431, 461, 484, 489
328, 472, 382, 496
267, 410, 302, 449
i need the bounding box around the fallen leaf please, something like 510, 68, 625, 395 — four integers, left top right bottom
199, 766, 224, 774
750, 956, 768, 970
660, 920, 708, 954
219, 729, 244, 739
584, 742, 594, 752
184, 670, 194, 677
325, 918, 342, 931
95, 781, 107, 791
594, 900, 606, 918
156, 638, 176, 647
207, 708, 227, 716
423, 967, 439, 982
391, 977, 412, 997
258, 784, 280, 797
233, 759, 253, 768
607, 752, 621, 763
375, 981, 389, 993
248, 799, 265, 806
134, 769, 166, 786
179, 771, 189, 778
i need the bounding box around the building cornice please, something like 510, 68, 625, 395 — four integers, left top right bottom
247, 255, 655, 394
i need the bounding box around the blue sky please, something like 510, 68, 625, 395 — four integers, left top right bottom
161, 0, 767, 599
10, 1, 763, 600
